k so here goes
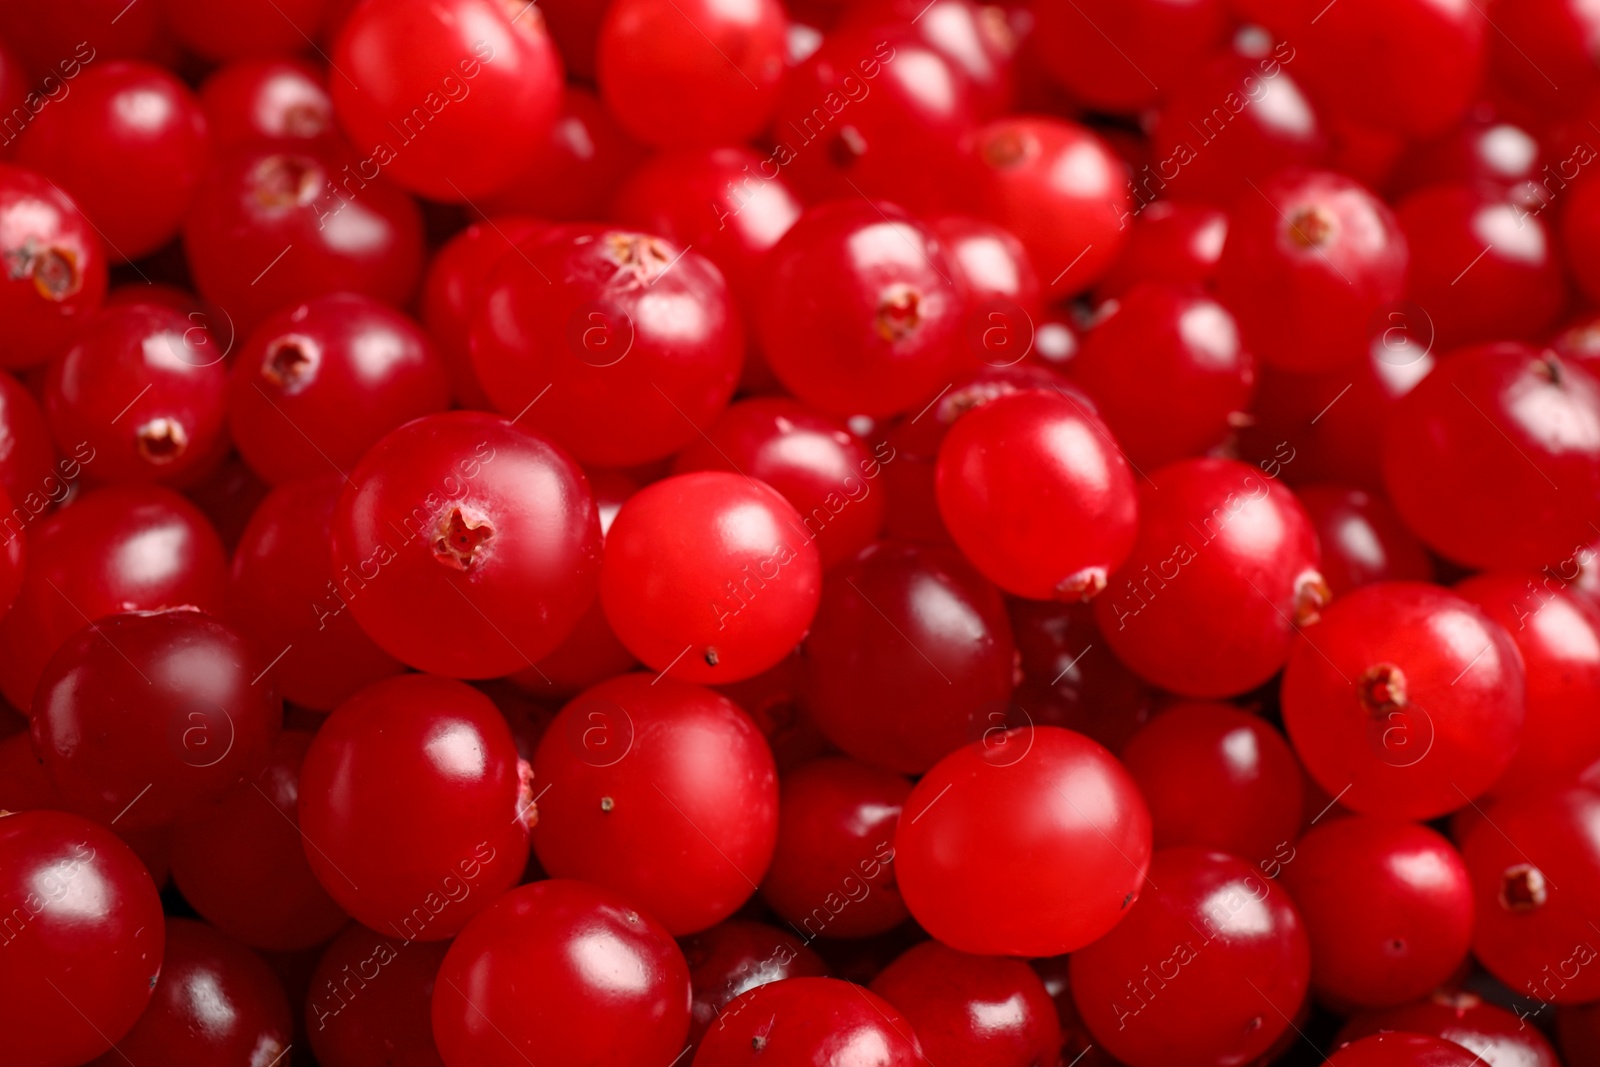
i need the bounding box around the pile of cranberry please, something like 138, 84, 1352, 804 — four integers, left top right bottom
7, 0, 1600, 1065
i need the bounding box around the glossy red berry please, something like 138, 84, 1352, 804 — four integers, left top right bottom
802, 541, 1015, 773
936, 387, 1137, 600
531, 672, 778, 934
1094, 458, 1328, 698
1282, 582, 1526, 819
199, 58, 337, 151
15, 60, 209, 261
91, 919, 292, 1067
601, 471, 821, 685
1009, 598, 1156, 755
0, 484, 228, 710
0, 809, 164, 1067
1340, 989, 1560, 1067
298, 674, 532, 940
0, 367, 57, 506
1383, 345, 1600, 569
168, 729, 351, 951
471, 226, 744, 466
1216, 169, 1408, 373
183, 144, 425, 333
0, 162, 108, 370
1122, 702, 1304, 866
870, 940, 1061, 1067
329, 411, 601, 678
31, 607, 282, 829
931, 214, 1044, 372
476, 87, 643, 222
227, 292, 451, 485
756, 201, 966, 418
1460, 778, 1600, 1005
43, 302, 226, 484
1296, 485, 1434, 598
1069, 848, 1311, 1067
682, 920, 829, 1048
1327, 1033, 1486, 1066
308, 923, 452, 1067
896, 726, 1152, 956
970, 116, 1129, 297
1281, 817, 1473, 1008
692, 976, 923, 1067
432, 879, 692, 1067
1097, 201, 1228, 297
598, 0, 787, 146
760, 756, 911, 940
330, 0, 564, 200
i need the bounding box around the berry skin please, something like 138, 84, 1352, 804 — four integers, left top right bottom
297, 674, 532, 940
1093, 458, 1329, 699
1296, 485, 1434, 598
1069, 848, 1311, 1067
158, 0, 331, 60
1282, 582, 1525, 820
759, 756, 912, 940
681, 921, 829, 1049
1216, 169, 1408, 374
31, 608, 283, 830
308, 923, 452, 1067
199, 57, 337, 151
432, 879, 692, 1067
1339, 990, 1560, 1067
226, 292, 451, 486
330, 0, 564, 200
691, 977, 924, 1067
530, 672, 779, 935
470, 225, 744, 466
477, 87, 644, 222
1326, 1033, 1491, 1067
15, 60, 210, 261
600, 472, 822, 685
597, 0, 788, 146
0, 163, 108, 370
1031, 0, 1224, 113
895, 726, 1153, 956
90, 919, 293, 1067
1280, 817, 1474, 1009
1383, 345, 1600, 569
329, 411, 601, 679
756, 200, 968, 418
0, 810, 165, 1067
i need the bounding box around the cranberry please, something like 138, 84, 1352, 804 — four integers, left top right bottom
671, 398, 889, 569
1071, 283, 1255, 467
1094, 457, 1328, 698
15, 60, 209, 261
43, 302, 226, 484
1340, 990, 1561, 1067
1327, 1033, 1487, 1067
802, 540, 1014, 773
1384, 345, 1600, 569
896, 726, 1151, 955
477, 87, 643, 221
471, 226, 744, 466
1460, 778, 1600, 1004
0, 809, 165, 1067
1031, 0, 1224, 113
1388, 112, 1545, 202
432, 879, 691, 1067
0, 1, 162, 83
692, 976, 922, 1067
308, 923, 451, 1067
1009, 598, 1156, 754
760, 755, 911, 940
601, 471, 821, 684
0, 367, 57, 505
31, 607, 282, 829
200, 58, 337, 151
1282, 582, 1526, 819
169, 729, 349, 950
1216, 169, 1408, 374
159, 0, 330, 59
936, 387, 1137, 600
598, 0, 788, 146
756, 201, 966, 418
1122, 702, 1304, 866
329, 410, 601, 678
0, 163, 108, 370
930, 214, 1043, 370
227, 292, 450, 485
0, 484, 228, 710
970, 116, 1129, 297
713, 649, 831, 772
1297, 485, 1434, 598
1097, 200, 1228, 296
298, 674, 532, 939
681, 920, 830, 1047
91, 918, 292, 1066
870, 939, 1060, 1067
1070, 848, 1310, 1067
184, 144, 424, 333
1396, 184, 1565, 350
329, 0, 563, 200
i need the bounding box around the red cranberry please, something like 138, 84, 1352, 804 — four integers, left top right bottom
477, 86, 643, 221
1031, 0, 1224, 113
1297, 485, 1434, 597
681, 920, 829, 1048
1009, 598, 1156, 754
1097, 200, 1228, 296
0, 163, 108, 370
1340, 990, 1561, 1067
200, 57, 337, 151
159, 0, 331, 60
0, 367, 57, 505
308, 924, 451, 1067
1327, 1033, 1488, 1067
692, 976, 922, 1067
